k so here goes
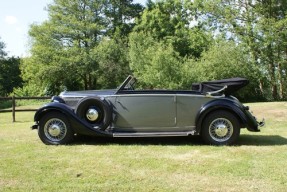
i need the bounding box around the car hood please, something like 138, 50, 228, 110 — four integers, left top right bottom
59, 89, 116, 98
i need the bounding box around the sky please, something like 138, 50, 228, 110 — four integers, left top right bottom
0, 0, 146, 57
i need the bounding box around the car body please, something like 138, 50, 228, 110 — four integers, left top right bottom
32, 75, 264, 145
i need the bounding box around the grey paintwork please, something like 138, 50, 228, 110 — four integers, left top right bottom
47, 75, 261, 136
33, 75, 264, 146
59, 90, 219, 132
103, 94, 215, 132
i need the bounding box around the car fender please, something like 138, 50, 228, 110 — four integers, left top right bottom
34, 102, 112, 137
195, 98, 248, 134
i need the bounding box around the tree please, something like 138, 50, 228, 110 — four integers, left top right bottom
256, 0, 287, 100
0, 57, 23, 96
128, 0, 214, 90
189, 40, 263, 101
134, 0, 211, 58
197, 0, 287, 100
129, 32, 184, 89
26, 0, 107, 93
0, 38, 23, 96
94, 38, 130, 88
22, 0, 143, 95
104, 0, 144, 37
0, 37, 7, 58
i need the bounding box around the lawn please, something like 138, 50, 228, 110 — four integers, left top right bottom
0, 102, 287, 191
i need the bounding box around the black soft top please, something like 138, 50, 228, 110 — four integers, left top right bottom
192, 78, 249, 95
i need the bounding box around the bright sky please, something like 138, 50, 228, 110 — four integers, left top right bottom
0, 0, 146, 57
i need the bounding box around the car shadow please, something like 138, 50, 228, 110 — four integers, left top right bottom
73, 135, 204, 146
73, 134, 287, 146
237, 134, 287, 146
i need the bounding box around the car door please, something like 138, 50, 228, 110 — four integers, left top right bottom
176, 94, 214, 129
114, 94, 176, 131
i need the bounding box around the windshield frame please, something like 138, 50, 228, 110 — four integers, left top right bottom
115, 75, 137, 94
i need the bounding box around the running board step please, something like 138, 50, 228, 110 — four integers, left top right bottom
113, 131, 196, 137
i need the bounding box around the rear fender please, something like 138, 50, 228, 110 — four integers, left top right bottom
195, 99, 247, 134
34, 102, 112, 137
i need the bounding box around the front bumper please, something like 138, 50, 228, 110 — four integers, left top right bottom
31, 124, 38, 130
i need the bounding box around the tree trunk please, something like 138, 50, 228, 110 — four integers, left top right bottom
278, 62, 283, 100
88, 74, 92, 90
269, 62, 277, 100
84, 75, 88, 90
267, 44, 278, 100
259, 79, 264, 95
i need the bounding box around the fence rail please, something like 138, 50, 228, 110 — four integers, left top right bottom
0, 96, 51, 122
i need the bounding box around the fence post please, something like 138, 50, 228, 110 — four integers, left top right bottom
12, 95, 16, 122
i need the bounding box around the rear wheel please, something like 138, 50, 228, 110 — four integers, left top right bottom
201, 110, 240, 145
38, 112, 74, 145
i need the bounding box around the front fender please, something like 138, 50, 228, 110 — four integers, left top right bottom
34, 102, 112, 137
34, 102, 73, 122
195, 98, 256, 133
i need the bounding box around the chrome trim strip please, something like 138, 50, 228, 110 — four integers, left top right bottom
110, 126, 196, 130
113, 94, 206, 98
60, 93, 226, 99
113, 130, 196, 137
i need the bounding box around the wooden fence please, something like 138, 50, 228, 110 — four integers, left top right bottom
0, 96, 50, 122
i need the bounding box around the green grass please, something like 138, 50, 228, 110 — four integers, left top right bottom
0, 102, 287, 191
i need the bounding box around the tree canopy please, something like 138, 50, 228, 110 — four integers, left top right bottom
0, 38, 23, 96
22, 0, 143, 95
0, 37, 6, 58
1, 0, 286, 101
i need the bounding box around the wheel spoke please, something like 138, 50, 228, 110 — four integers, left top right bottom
44, 118, 67, 142
209, 118, 233, 142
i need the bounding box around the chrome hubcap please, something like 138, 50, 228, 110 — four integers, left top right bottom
44, 118, 67, 141
209, 118, 233, 142
215, 124, 228, 137
48, 124, 61, 137
86, 108, 99, 122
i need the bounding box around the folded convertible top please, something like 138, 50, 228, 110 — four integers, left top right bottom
192, 78, 249, 95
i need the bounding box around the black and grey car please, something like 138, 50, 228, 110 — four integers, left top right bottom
32, 75, 264, 145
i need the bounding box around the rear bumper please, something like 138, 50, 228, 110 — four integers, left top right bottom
258, 118, 265, 127
244, 108, 264, 132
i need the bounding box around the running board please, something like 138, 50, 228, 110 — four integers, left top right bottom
113, 131, 196, 137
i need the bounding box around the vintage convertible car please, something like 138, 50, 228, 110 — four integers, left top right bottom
32, 75, 264, 145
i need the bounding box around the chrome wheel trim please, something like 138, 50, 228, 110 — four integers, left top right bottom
86, 108, 99, 122
44, 118, 67, 142
209, 118, 233, 142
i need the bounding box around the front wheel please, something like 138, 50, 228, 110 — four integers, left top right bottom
201, 110, 240, 145
38, 112, 74, 145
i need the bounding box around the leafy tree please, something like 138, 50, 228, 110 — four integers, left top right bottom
0, 57, 23, 96
129, 32, 184, 89
190, 40, 264, 101
104, 0, 144, 37
197, 0, 287, 100
94, 38, 130, 88
22, 0, 143, 95
27, 0, 107, 93
129, 0, 213, 90
134, 0, 211, 58
256, 1, 287, 100
0, 38, 23, 96
0, 37, 6, 58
